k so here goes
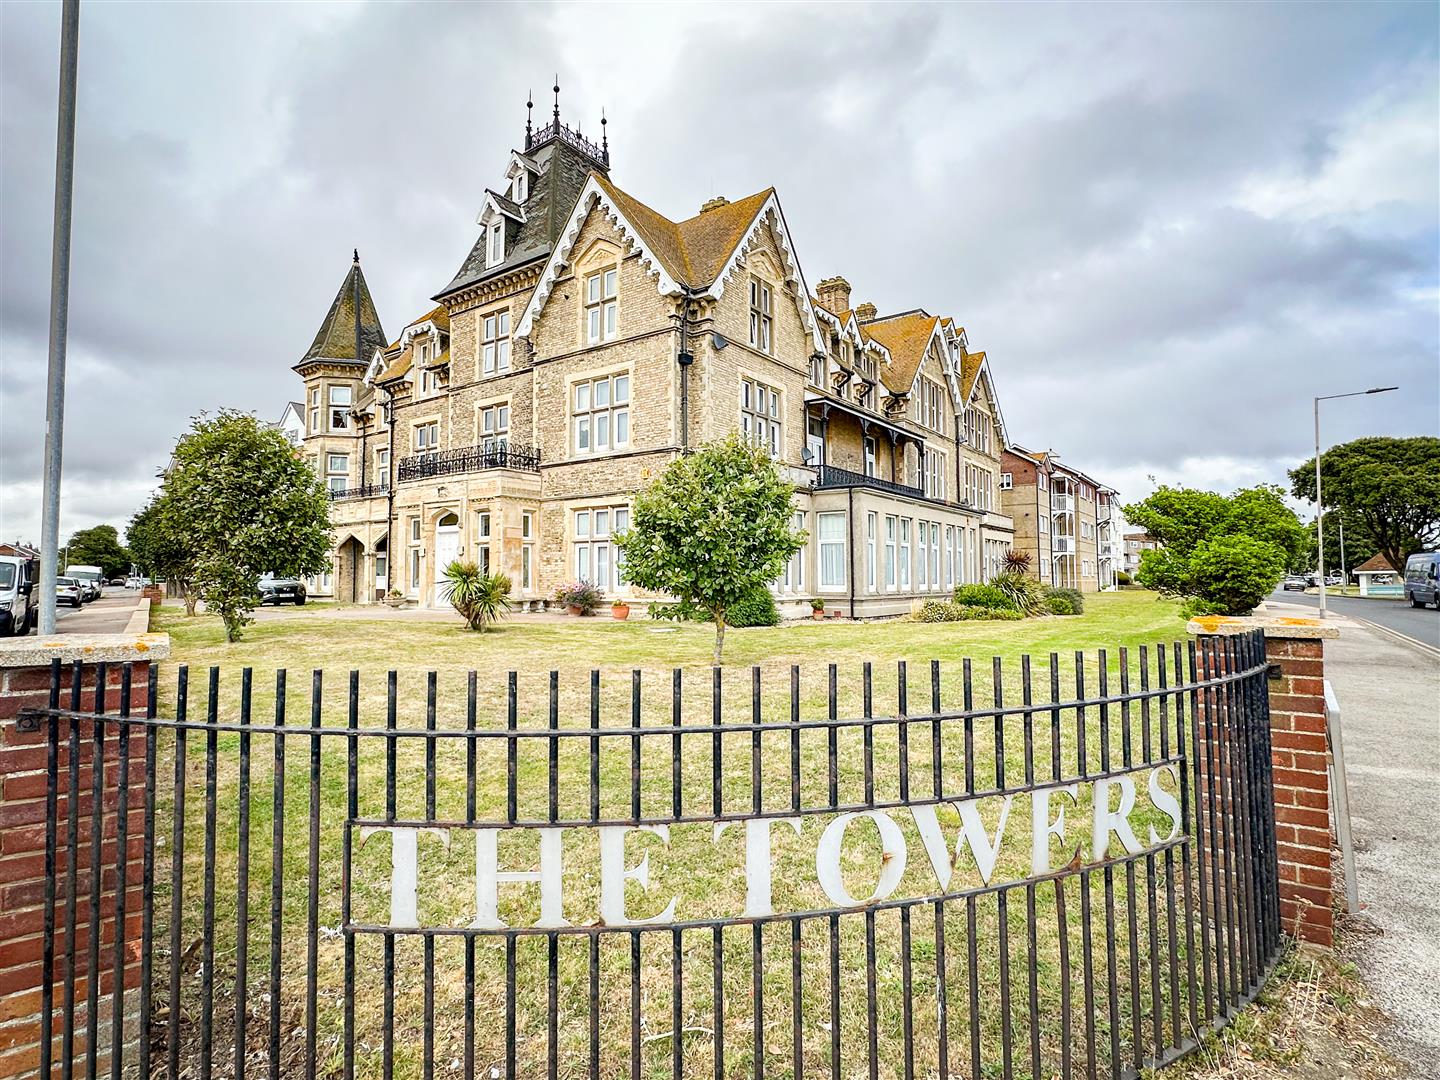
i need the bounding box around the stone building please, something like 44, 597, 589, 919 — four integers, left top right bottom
1000, 446, 1121, 592
295, 95, 1015, 617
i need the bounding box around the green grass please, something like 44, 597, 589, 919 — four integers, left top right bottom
139, 592, 1245, 1079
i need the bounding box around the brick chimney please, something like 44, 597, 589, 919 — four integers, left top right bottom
815, 276, 852, 315
699, 196, 730, 214
855, 301, 878, 322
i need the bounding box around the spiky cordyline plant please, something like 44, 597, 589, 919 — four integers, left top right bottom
442, 561, 513, 632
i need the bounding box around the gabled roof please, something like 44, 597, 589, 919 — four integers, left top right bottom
859, 311, 943, 393
518, 173, 827, 353
1354, 553, 1398, 573
299, 258, 388, 367
959, 350, 986, 400
375, 345, 413, 385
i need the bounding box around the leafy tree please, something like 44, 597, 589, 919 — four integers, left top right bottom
615, 434, 805, 664
1123, 484, 1308, 614
128, 496, 202, 613
443, 561, 512, 632
162, 410, 332, 641
63, 524, 131, 579
1305, 507, 1377, 579
1290, 436, 1440, 574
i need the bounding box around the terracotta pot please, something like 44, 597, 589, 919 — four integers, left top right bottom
811, 609, 824, 620
567, 604, 583, 616
611, 604, 630, 621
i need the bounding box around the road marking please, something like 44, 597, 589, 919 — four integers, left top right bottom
1346, 613, 1440, 661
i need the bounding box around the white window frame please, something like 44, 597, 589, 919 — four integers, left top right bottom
817, 512, 846, 592
325, 454, 348, 493
917, 521, 929, 590
866, 512, 877, 593
480, 403, 510, 453
929, 522, 940, 588
899, 519, 911, 590
513, 171, 527, 204
474, 511, 492, 575
944, 525, 955, 588
375, 448, 390, 491
309, 388, 320, 434
573, 506, 629, 591
521, 511, 534, 592
481, 310, 511, 375
740, 377, 782, 457
779, 511, 805, 593
1000, 472, 1013, 490
414, 421, 439, 454
572, 373, 630, 456
586, 269, 618, 345
486, 221, 504, 268
864, 436, 878, 478
749, 277, 773, 354
329, 385, 351, 431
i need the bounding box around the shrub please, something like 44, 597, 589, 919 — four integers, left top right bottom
555, 580, 604, 615
915, 600, 1025, 623
1003, 549, 1033, 574
991, 573, 1048, 616
1115, 571, 1132, 586
727, 588, 780, 628
444, 562, 512, 632
1044, 587, 1085, 616
953, 583, 1015, 610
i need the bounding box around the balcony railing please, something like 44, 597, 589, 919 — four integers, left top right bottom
328, 484, 387, 501
1051, 494, 1075, 513
1052, 536, 1075, 555
396, 443, 541, 482
814, 464, 928, 501
1099, 542, 1116, 558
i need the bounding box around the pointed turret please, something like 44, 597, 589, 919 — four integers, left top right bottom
296, 255, 388, 370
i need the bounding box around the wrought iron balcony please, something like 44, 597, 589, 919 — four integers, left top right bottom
813, 464, 927, 501
328, 484, 386, 501
396, 443, 541, 482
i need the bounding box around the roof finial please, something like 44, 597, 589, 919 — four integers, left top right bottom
353, 248, 359, 265
552, 77, 560, 125
601, 107, 608, 164
525, 90, 533, 148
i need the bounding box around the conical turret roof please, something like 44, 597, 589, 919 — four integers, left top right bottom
299, 256, 388, 366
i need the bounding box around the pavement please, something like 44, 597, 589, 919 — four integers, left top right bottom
1301, 607, 1440, 1078
50, 589, 144, 634
1269, 587, 1440, 648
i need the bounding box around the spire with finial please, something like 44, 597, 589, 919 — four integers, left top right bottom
525, 90, 533, 148
601, 108, 608, 165
353, 248, 359, 264
553, 77, 561, 125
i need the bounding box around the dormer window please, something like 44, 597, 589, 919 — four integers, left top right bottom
513, 171, 528, 204
486, 221, 504, 268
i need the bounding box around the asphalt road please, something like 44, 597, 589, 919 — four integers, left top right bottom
1268, 587, 1440, 647
48, 589, 142, 634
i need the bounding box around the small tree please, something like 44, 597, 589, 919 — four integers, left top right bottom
128, 495, 201, 613
1290, 436, 1440, 574
443, 561, 512, 632
615, 435, 805, 664
1123, 484, 1308, 615
63, 525, 131, 579
163, 410, 332, 641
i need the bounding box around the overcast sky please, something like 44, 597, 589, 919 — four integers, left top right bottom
2, 1, 1436, 546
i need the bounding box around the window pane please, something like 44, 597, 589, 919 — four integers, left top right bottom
605, 301, 617, 336
577, 546, 590, 581
576, 417, 590, 451
330, 386, 352, 405
603, 269, 617, 297
596, 412, 609, 449
613, 375, 629, 402
482, 410, 493, 433
614, 409, 628, 445
588, 308, 601, 342
498, 406, 509, 429
615, 508, 629, 532
575, 383, 590, 411
484, 315, 495, 338
595, 510, 610, 537
595, 378, 610, 407
595, 544, 611, 589
498, 340, 510, 369
588, 274, 600, 303
576, 511, 590, 538
498, 312, 509, 334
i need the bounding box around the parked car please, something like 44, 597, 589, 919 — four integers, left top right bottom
66, 564, 103, 601
1281, 575, 1308, 591
1325, 572, 1343, 587
0, 555, 38, 636
55, 577, 84, 608
258, 574, 307, 606
1404, 551, 1440, 609
108, 577, 126, 586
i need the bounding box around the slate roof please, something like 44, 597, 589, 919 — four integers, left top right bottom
859, 311, 940, 393
436, 133, 602, 300
299, 259, 388, 366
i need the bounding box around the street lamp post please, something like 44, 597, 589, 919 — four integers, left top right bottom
1314, 386, 1397, 618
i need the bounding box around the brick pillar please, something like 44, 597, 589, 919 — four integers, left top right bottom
1263, 632, 1334, 949
0, 636, 169, 1080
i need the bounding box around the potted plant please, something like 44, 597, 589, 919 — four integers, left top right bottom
810, 598, 825, 620
555, 581, 602, 616
384, 589, 407, 609
611, 598, 631, 621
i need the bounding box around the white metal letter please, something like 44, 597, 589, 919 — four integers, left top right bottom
815, 811, 908, 908
913, 795, 1014, 888
1091, 776, 1142, 859
359, 826, 450, 929
1147, 764, 1183, 844
473, 827, 569, 930
1031, 784, 1081, 875
598, 824, 678, 926
714, 816, 803, 918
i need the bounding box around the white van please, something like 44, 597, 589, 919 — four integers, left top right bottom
66, 564, 104, 601
0, 555, 37, 635
1404, 551, 1439, 609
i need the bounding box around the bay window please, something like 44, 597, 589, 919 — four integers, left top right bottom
325, 454, 348, 493
329, 385, 351, 430
866, 512, 877, 592
885, 516, 897, 590
899, 519, 911, 590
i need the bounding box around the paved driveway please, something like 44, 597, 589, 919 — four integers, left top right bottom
1324, 621, 1440, 1077
1268, 587, 1439, 647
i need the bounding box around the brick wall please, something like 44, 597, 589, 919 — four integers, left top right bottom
1263, 634, 1334, 948
0, 657, 154, 1080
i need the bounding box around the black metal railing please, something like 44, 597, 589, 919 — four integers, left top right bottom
21, 630, 1280, 1080
814, 462, 928, 500
396, 443, 540, 482
328, 484, 387, 501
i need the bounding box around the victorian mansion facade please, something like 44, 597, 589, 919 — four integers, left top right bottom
293, 102, 1020, 618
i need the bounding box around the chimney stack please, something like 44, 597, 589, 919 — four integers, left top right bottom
855, 301, 878, 322
815, 276, 852, 315
699, 195, 730, 214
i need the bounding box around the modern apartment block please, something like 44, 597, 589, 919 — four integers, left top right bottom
999, 446, 1121, 592
294, 94, 1015, 617
1124, 533, 1161, 579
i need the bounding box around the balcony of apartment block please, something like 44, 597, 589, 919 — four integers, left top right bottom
396, 442, 541, 483
1051, 493, 1075, 514
1052, 535, 1076, 556
1098, 540, 1117, 559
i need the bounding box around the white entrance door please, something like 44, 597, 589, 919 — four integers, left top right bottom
432, 515, 460, 607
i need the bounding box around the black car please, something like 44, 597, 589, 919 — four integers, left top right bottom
258, 575, 307, 606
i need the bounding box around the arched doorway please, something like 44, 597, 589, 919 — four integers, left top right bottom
432, 513, 460, 606
336, 536, 364, 604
